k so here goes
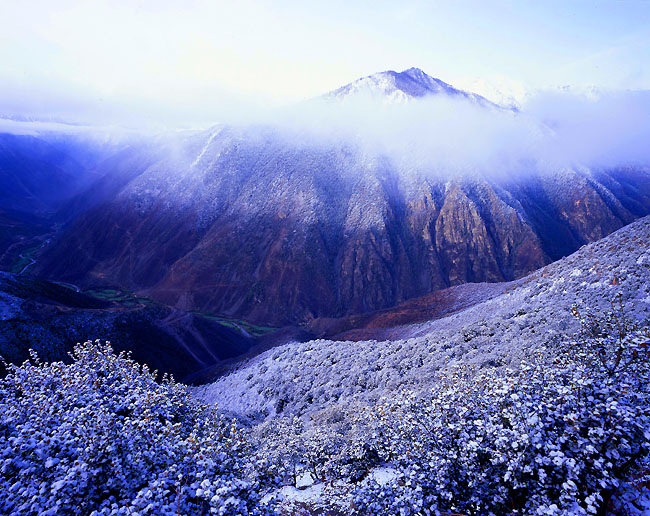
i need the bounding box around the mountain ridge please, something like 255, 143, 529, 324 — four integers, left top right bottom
325, 67, 500, 107
35, 141, 650, 326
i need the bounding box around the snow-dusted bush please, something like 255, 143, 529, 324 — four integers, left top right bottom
0, 341, 275, 516
251, 403, 379, 487
251, 415, 306, 487
353, 309, 650, 516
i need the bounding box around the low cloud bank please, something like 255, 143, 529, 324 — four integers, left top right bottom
263, 89, 650, 176
526, 90, 650, 169
2, 80, 649, 175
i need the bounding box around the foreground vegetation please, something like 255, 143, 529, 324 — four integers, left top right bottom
0, 342, 276, 515
0, 305, 648, 515
351, 307, 650, 515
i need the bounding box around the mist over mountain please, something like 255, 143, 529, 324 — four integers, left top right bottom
1, 46, 650, 516
15, 68, 647, 327
0, 67, 649, 333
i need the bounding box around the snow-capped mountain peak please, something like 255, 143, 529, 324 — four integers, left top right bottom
325, 67, 499, 107
400, 66, 453, 93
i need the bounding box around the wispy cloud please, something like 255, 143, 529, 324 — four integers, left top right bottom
259, 89, 650, 175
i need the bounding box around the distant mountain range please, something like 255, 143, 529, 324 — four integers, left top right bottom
29, 69, 650, 325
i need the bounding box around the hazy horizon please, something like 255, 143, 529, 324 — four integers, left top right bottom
2, 1, 650, 128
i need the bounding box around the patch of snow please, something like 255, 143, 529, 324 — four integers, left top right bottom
366, 466, 400, 486
191, 129, 220, 168
275, 484, 325, 504
296, 471, 315, 489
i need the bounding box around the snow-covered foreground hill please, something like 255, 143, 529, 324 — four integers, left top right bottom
194, 216, 650, 420
190, 217, 650, 516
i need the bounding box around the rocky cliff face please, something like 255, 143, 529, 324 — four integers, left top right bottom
34, 122, 650, 325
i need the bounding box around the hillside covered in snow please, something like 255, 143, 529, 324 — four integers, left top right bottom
195, 216, 650, 420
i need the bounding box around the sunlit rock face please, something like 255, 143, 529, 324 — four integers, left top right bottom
34, 70, 650, 325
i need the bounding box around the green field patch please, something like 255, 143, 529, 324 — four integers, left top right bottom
192, 312, 276, 337
84, 288, 156, 307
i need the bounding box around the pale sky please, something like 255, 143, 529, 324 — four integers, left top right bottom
1, 0, 649, 126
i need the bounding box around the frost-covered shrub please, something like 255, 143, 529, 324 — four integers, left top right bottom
303, 405, 384, 484
251, 403, 378, 487
0, 341, 275, 516
353, 310, 650, 516
251, 415, 306, 487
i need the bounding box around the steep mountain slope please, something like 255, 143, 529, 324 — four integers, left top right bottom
32, 69, 650, 326
0, 272, 260, 381
36, 132, 650, 326
309, 281, 511, 341
0, 132, 115, 215
194, 215, 650, 419
0, 130, 141, 275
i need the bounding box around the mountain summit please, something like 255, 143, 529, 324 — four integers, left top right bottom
326, 67, 497, 106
